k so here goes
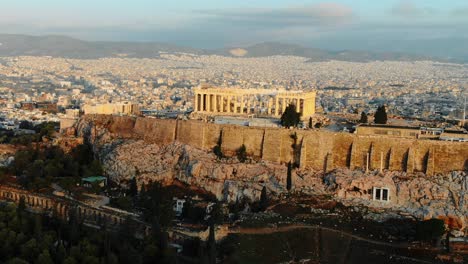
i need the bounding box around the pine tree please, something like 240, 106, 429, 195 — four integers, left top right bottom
374, 105, 388, 124
281, 104, 301, 128
37, 249, 54, 264
128, 177, 138, 197
286, 161, 292, 191
359, 112, 368, 123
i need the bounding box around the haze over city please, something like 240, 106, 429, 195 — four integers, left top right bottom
1, 0, 468, 59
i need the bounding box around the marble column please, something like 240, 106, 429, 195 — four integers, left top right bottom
219, 95, 224, 112
214, 95, 218, 112
268, 98, 273, 115
275, 97, 279, 116
240, 96, 245, 114
207, 94, 212, 112
201, 94, 205, 111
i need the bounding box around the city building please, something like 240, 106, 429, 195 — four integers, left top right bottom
81, 176, 108, 188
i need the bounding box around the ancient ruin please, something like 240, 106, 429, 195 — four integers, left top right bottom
193, 86, 316, 118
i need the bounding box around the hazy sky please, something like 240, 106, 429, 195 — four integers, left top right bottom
2, 0, 468, 57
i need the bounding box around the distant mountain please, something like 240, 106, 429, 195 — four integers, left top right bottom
0, 34, 462, 63
0, 34, 200, 59
215, 42, 441, 62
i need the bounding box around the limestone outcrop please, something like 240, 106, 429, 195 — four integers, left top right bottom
75, 115, 468, 235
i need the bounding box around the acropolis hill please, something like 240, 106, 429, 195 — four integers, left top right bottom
78, 115, 468, 175
75, 115, 468, 233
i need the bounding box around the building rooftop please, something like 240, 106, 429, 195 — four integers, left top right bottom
82, 176, 107, 183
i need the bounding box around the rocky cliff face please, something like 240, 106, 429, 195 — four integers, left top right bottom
75, 116, 467, 235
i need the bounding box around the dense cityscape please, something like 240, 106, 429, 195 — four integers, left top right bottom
0, 55, 466, 129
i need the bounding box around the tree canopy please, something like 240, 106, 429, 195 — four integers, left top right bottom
359, 112, 368, 123
374, 105, 388, 124
5, 143, 103, 191
280, 104, 301, 128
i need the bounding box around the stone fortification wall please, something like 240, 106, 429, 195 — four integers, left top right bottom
82, 115, 468, 174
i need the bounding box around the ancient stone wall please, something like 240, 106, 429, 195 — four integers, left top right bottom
83, 115, 468, 174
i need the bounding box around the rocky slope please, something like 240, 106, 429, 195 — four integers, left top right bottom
76, 117, 467, 235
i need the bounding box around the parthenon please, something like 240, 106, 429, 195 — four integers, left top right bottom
193, 87, 316, 118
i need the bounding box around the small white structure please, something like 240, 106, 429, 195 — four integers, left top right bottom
373, 187, 390, 202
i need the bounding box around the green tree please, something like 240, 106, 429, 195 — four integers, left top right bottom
69, 246, 81, 262
33, 215, 42, 239
286, 161, 292, 191
106, 252, 119, 264
12, 150, 35, 176
37, 249, 54, 264
213, 145, 223, 159
70, 143, 94, 165
416, 219, 446, 245
236, 144, 247, 163
63, 257, 77, 264
19, 121, 34, 130
128, 177, 138, 197
359, 112, 368, 123
20, 238, 39, 262
143, 243, 160, 264
374, 105, 388, 124
6, 258, 29, 264
281, 104, 301, 128
17, 197, 26, 215
81, 256, 100, 264
55, 243, 66, 264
